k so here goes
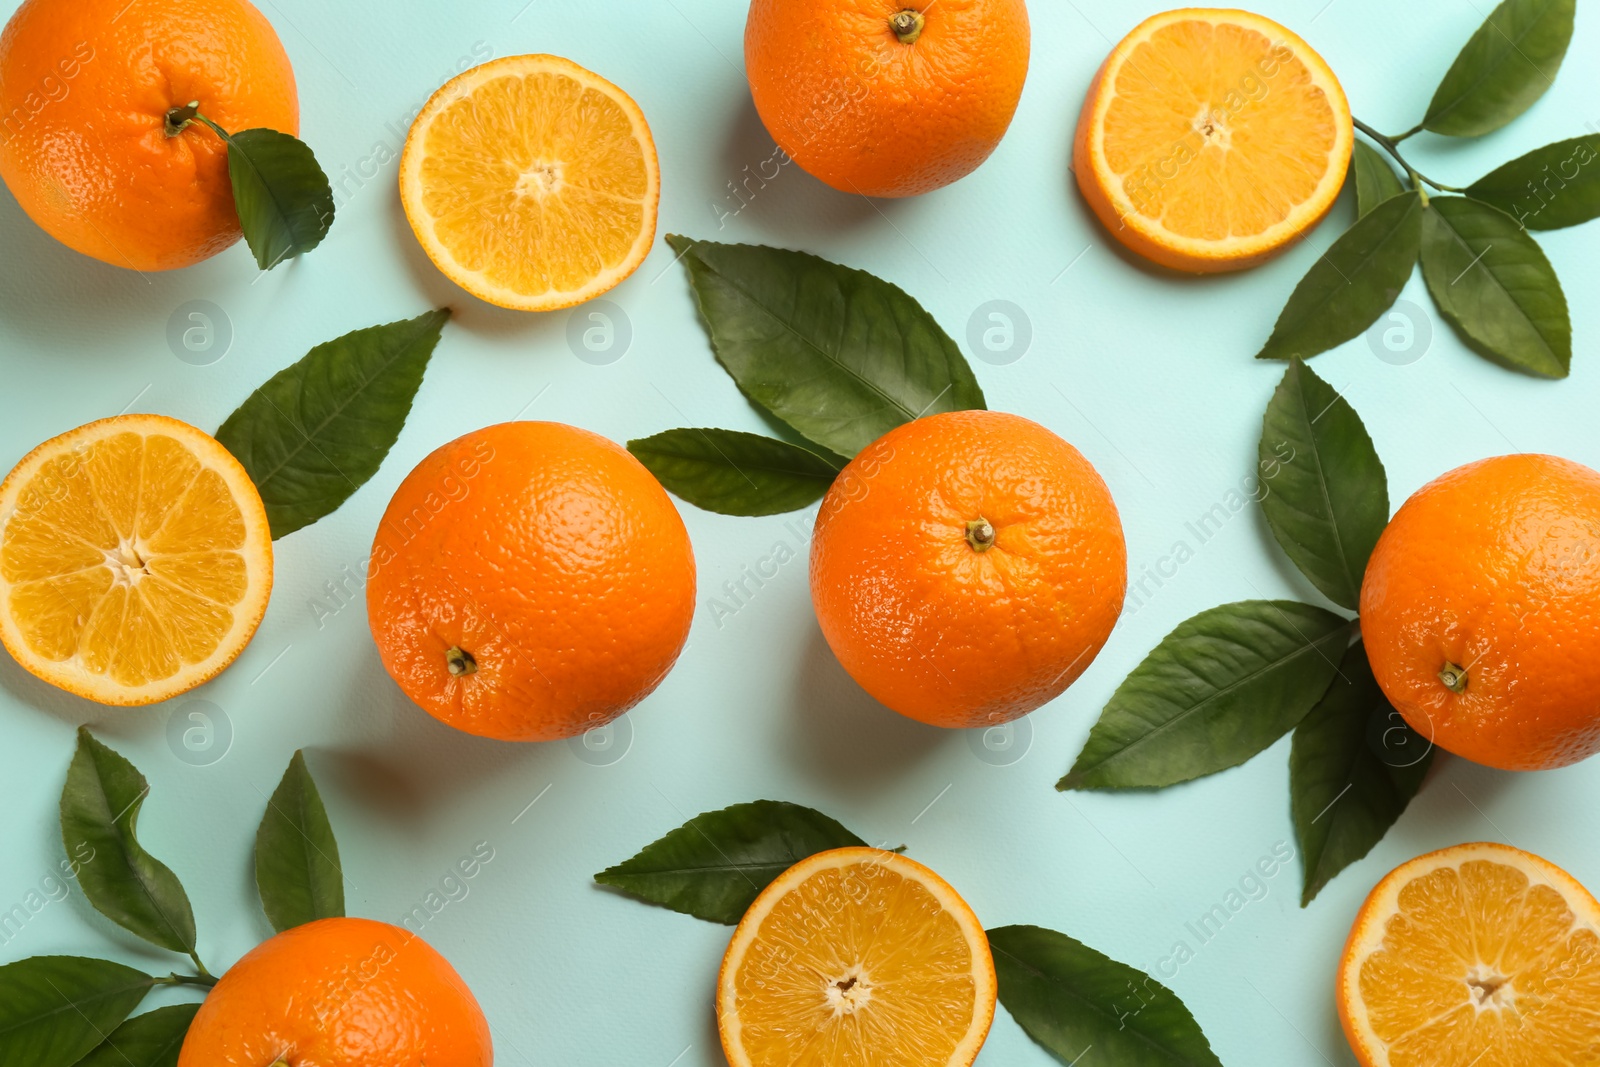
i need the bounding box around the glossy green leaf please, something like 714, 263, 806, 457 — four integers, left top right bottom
1351, 141, 1406, 217
1420, 196, 1570, 378
0, 956, 152, 1067
1256, 192, 1423, 362
75, 1004, 200, 1067
666, 235, 985, 458
989, 925, 1223, 1067
216, 309, 450, 538
1061, 602, 1352, 791
201, 119, 334, 269
628, 429, 841, 516
595, 800, 867, 923
1259, 360, 1389, 610
1291, 642, 1435, 906
1423, 0, 1575, 137
1467, 135, 1600, 231
256, 751, 345, 933
60, 729, 198, 957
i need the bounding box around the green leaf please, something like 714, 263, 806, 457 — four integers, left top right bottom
1291, 642, 1435, 907
216, 309, 450, 538
1060, 602, 1352, 791
988, 925, 1223, 1067
1256, 192, 1424, 362
255, 750, 345, 933
0, 956, 153, 1067
1259, 360, 1389, 610
1423, 0, 1575, 138
75, 1004, 200, 1067
595, 800, 867, 923
666, 235, 985, 458
1419, 196, 1570, 378
60, 728, 199, 957
202, 119, 334, 269
1467, 135, 1600, 231
1351, 141, 1407, 217
628, 428, 841, 516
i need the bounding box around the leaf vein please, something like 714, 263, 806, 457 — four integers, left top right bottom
691, 253, 931, 424
1084, 622, 1346, 774
247, 321, 434, 492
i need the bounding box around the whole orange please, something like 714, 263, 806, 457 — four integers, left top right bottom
744, 0, 1030, 198
366, 422, 697, 742
0, 0, 297, 271
177, 918, 491, 1067
1361, 454, 1600, 771
810, 410, 1126, 728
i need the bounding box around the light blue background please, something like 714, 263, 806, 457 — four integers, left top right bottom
2, 0, 1598, 1063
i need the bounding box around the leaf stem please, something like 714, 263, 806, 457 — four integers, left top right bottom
1391, 123, 1425, 143
187, 951, 216, 982
156, 970, 219, 989
1352, 117, 1466, 195
192, 112, 236, 146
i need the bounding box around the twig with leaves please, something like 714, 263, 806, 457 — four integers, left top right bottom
0, 732, 345, 1065
1260, 0, 1590, 378
1063, 360, 1436, 906
164, 101, 335, 270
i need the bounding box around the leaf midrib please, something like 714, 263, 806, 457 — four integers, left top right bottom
228, 131, 314, 267
635, 440, 838, 480
1294, 708, 1373, 890
291, 782, 325, 917
1268, 196, 1419, 352
1470, 136, 1591, 194
688, 248, 937, 427
1428, 0, 1567, 127
1353, 144, 1404, 215
991, 940, 1207, 1065
1074, 618, 1347, 781
603, 858, 804, 878
0, 975, 152, 1038
1292, 367, 1359, 602
142, 1015, 193, 1060
80, 755, 192, 953
246, 319, 434, 492
262, 761, 340, 927
227, 128, 323, 267
1429, 202, 1561, 363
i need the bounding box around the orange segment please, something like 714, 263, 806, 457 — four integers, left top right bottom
718, 848, 996, 1067
0, 414, 273, 706
399, 54, 660, 312
1339, 843, 1600, 1067
1074, 8, 1353, 272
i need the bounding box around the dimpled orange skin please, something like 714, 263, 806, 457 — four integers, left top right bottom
744, 0, 1030, 198
1360, 454, 1600, 771
0, 0, 297, 271
176, 918, 491, 1067
811, 411, 1127, 728
366, 422, 697, 743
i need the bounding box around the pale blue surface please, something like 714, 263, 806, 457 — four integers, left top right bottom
2, 0, 1598, 1063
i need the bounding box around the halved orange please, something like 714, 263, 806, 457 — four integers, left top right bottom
399, 54, 660, 312
718, 847, 996, 1067
0, 415, 273, 706
1075, 8, 1353, 272
1339, 842, 1600, 1067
